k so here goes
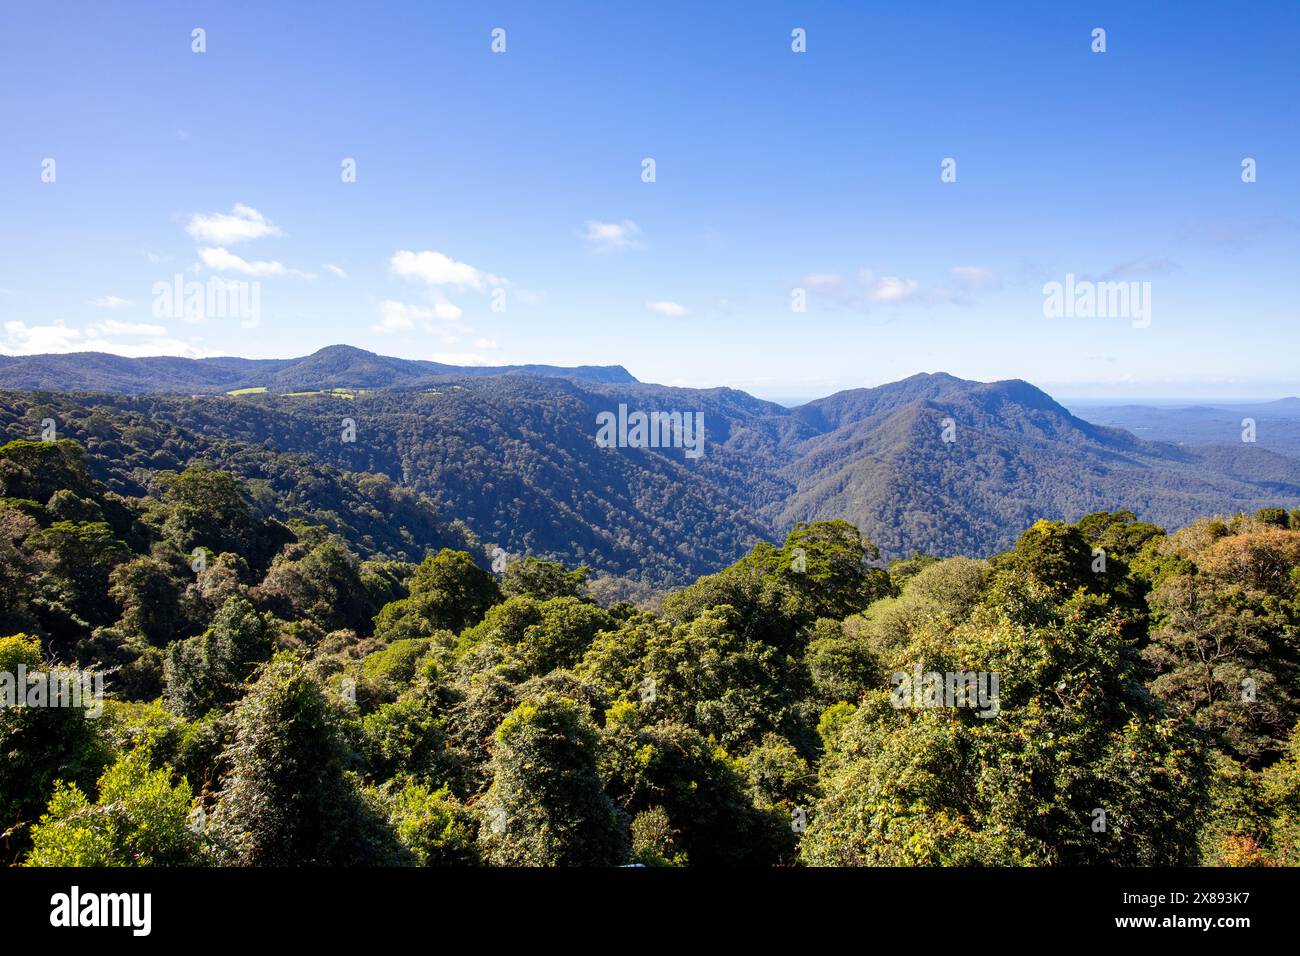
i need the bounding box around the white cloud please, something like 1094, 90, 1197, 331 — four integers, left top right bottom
583, 219, 642, 253
1, 320, 209, 358
199, 247, 287, 277
324, 263, 349, 279
805, 266, 995, 311
473, 337, 499, 349
431, 352, 493, 366
373, 299, 463, 333
92, 295, 134, 310
2, 321, 82, 353
646, 300, 688, 317
186, 204, 283, 245
862, 271, 920, 303
389, 250, 503, 289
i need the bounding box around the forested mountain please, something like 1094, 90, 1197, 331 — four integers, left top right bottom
2, 368, 1298, 868
3, 421, 1298, 867
0, 344, 637, 394
776, 374, 1300, 558
2, 367, 1296, 586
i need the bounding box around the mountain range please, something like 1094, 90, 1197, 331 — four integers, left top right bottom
0, 344, 636, 393
2, 345, 1297, 586
1068, 398, 1300, 459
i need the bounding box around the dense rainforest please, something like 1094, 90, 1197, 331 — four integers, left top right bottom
3, 366, 1298, 590
2, 431, 1298, 867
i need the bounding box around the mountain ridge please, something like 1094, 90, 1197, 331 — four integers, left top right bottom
0, 344, 638, 393
3, 360, 1297, 584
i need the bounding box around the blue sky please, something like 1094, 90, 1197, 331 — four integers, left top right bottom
1, 1, 1296, 399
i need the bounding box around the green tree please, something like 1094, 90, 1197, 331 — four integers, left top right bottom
460, 595, 613, 677
0, 635, 107, 859
379, 782, 479, 866
109, 554, 187, 646
359, 694, 454, 786
26, 747, 200, 867
25, 520, 131, 629
599, 702, 793, 865
0, 439, 100, 504
0, 504, 40, 635
164, 596, 275, 718
501, 556, 590, 602
373, 549, 499, 641
1143, 528, 1300, 765
769, 520, 893, 620
1001, 519, 1094, 595
158, 466, 257, 558
806, 617, 878, 705
803, 583, 1210, 866
255, 536, 374, 634
479, 694, 625, 865
210, 654, 405, 865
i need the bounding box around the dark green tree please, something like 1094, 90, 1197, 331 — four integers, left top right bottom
209, 654, 406, 865
164, 597, 276, 718
479, 694, 625, 866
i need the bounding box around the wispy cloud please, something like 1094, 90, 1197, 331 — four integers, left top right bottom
373, 299, 463, 333
431, 352, 493, 366
798, 265, 999, 311
198, 247, 287, 277
646, 300, 688, 317
1176, 217, 1295, 250
1, 320, 208, 358
186, 204, 282, 245
1097, 257, 1179, 280
583, 219, 642, 254
389, 250, 503, 289
324, 263, 349, 279
91, 295, 135, 310
862, 271, 920, 303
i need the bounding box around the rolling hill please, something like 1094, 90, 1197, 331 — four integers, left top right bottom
0, 344, 637, 393
2, 357, 1297, 584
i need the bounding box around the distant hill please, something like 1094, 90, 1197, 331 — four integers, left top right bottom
1069, 398, 1300, 460
776, 374, 1300, 558
3, 364, 1297, 584
0, 344, 637, 393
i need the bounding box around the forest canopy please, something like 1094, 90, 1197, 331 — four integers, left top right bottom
2, 435, 1298, 867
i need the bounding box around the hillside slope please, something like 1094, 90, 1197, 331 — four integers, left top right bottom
777, 375, 1300, 557
2, 368, 1297, 582
0, 344, 637, 393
